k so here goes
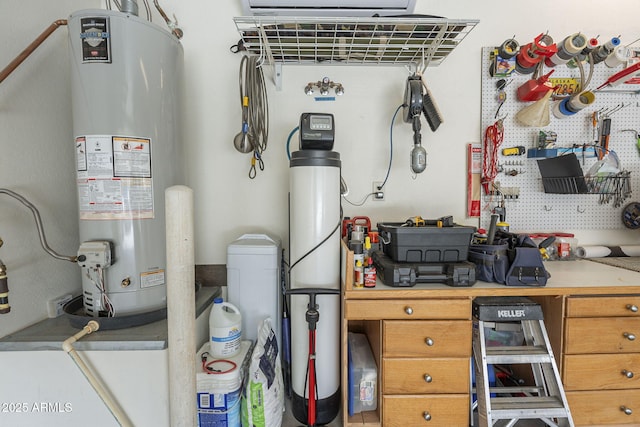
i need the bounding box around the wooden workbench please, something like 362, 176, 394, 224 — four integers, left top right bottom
341, 250, 640, 427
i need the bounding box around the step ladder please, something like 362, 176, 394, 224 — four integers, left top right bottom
472, 296, 574, 427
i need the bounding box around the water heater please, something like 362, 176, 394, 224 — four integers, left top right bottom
289, 148, 341, 424
68, 9, 184, 317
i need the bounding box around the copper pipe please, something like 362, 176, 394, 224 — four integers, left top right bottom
0, 19, 68, 85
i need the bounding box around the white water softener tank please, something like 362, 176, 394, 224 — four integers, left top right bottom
289, 149, 341, 424
227, 234, 282, 343
68, 9, 183, 316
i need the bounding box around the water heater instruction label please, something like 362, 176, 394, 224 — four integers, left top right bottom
76, 135, 154, 220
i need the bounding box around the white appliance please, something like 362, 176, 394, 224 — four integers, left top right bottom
289, 148, 342, 424
69, 8, 184, 317
0, 288, 217, 427
241, 0, 417, 16
227, 234, 282, 344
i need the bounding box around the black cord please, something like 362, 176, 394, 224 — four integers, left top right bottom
288, 205, 343, 274
378, 104, 404, 190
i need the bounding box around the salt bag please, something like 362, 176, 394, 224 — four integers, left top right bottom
241, 318, 284, 427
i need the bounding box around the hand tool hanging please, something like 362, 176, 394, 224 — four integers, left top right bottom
402, 72, 443, 174
596, 61, 640, 90
598, 117, 612, 160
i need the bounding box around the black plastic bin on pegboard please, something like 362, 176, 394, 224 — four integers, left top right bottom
540, 173, 630, 195
377, 222, 476, 263
536, 153, 632, 206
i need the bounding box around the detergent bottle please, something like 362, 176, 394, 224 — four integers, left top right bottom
209, 297, 242, 357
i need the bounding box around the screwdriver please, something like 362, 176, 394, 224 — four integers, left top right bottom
598, 117, 611, 160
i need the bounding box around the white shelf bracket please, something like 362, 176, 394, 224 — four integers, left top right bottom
274, 62, 283, 91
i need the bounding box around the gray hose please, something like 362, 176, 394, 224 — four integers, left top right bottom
0, 188, 76, 262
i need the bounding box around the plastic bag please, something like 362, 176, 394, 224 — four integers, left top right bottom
241, 318, 284, 427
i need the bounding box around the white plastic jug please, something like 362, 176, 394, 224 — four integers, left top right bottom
209, 297, 242, 357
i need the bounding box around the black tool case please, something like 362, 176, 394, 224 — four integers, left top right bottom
372, 251, 476, 287
377, 222, 475, 263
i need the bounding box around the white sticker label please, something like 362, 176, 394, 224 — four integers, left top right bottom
140, 270, 165, 288
75, 135, 154, 220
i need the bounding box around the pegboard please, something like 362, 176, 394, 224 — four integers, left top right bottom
480, 46, 640, 232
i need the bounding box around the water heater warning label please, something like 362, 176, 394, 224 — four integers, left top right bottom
76, 135, 154, 220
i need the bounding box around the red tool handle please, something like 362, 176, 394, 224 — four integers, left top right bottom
342, 216, 372, 237
597, 62, 640, 90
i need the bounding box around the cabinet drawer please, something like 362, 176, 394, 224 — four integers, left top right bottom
383, 394, 469, 427
563, 354, 640, 391
384, 320, 472, 357
567, 389, 640, 426
566, 295, 640, 318
564, 317, 640, 354
345, 298, 470, 320
383, 357, 469, 394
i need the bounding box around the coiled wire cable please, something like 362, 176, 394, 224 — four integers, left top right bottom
239, 55, 269, 178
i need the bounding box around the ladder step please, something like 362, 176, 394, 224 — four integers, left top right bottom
484, 345, 554, 364
489, 396, 570, 419
488, 386, 544, 395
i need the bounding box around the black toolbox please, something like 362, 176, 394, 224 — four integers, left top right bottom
377, 222, 475, 263
372, 250, 476, 287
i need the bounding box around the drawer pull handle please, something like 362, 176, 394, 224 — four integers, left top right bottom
405, 306, 413, 315
622, 369, 635, 379
621, 406, 633, 415
423, 411, 432, 421
425, 337, 434, 346
627, 304, 639, 313
623, 332, 636, 341
424, 374, 432, 383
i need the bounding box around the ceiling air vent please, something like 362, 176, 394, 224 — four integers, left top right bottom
241, 0, 417, 16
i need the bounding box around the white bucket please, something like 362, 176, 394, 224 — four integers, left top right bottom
197, 341, 251, 427
209, 297, 242, 357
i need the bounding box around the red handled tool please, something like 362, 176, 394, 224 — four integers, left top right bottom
597, 62, 640, 90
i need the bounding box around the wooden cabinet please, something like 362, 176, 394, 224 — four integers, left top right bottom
563, 295, 640, 426
343, 297, 471, 426
382, 303, 472, 426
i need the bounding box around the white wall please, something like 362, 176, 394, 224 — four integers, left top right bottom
0, 0, 102, 337
2, 0, 640, 336
166, 0, 640, 266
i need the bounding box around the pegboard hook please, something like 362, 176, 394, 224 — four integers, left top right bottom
577, 206, 586, 213
544, 205, 552, 211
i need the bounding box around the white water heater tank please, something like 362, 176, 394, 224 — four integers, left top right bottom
68, 9, 184, 316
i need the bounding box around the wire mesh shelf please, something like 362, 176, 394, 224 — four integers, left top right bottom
232, 16, 479, 66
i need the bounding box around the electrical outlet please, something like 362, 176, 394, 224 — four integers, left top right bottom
373, 181, 385, 201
